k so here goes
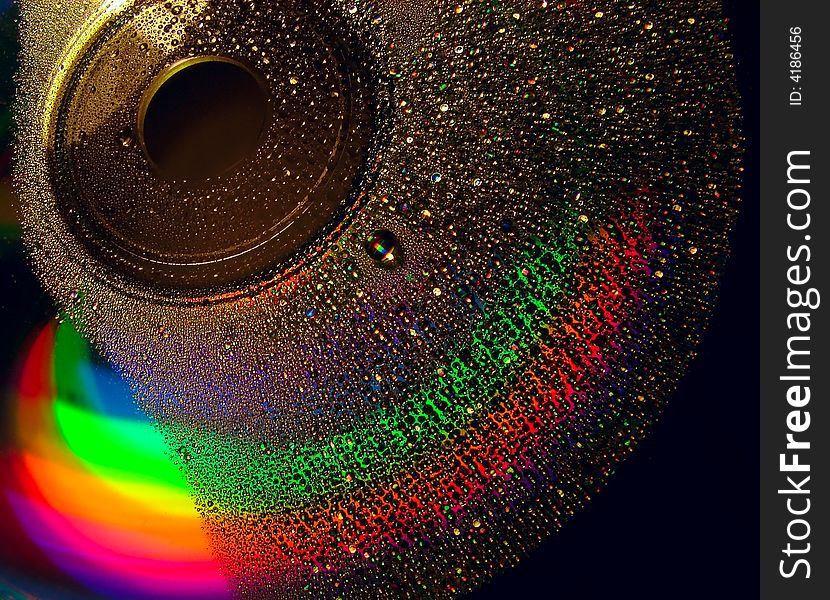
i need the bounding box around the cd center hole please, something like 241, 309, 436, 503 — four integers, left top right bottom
140, 58, 268, 181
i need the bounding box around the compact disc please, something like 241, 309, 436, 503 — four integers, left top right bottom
16, 0, 743, 598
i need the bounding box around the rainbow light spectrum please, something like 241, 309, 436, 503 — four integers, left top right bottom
0, 320, 229, 599
0, 6, 229, 595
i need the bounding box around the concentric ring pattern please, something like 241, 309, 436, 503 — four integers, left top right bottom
16, 0, 742, 598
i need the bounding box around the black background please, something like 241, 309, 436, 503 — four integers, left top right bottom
472, 1, 760, 598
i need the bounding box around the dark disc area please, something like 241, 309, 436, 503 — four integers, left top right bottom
141, 58, 268, 181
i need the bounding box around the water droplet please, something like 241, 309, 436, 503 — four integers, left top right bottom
365, 230, 402, 268
119, 127, 134, 147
